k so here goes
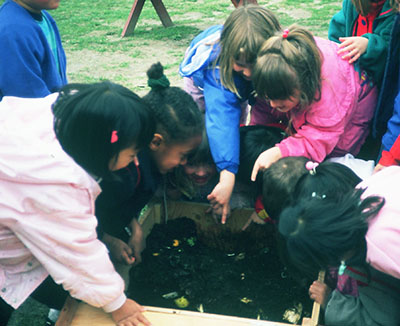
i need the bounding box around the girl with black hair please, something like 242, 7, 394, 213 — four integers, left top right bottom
0, 82, 154, 326
95, 62, 203, 290
279, 166, 400, 326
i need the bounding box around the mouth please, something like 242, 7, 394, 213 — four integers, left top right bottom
191, 176, 210, 185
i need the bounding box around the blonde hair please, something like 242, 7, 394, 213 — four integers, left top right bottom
252, 24, 322, 111
218, 5, 281, 95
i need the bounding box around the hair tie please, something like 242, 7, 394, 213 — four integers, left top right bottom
282, 28, 289, 39
305, 161, 318, 175
147, 75, 170, 91
111, 130, 118, 143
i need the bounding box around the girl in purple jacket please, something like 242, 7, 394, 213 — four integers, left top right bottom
251, 25, 377, 181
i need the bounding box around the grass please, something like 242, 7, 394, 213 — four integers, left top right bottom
0, 0, 341, 94
1, 0, 341, 324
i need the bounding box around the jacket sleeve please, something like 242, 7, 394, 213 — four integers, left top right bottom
379, 135, 400, 166
203, 68, 242, 174
277, 104, 346, 162
328, 0, 348, 43
360, 19, 394, 84
381, 90, 400, 152
8, 184, 126, 312
0, 25, 52, 98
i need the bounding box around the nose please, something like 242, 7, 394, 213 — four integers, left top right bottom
242, 68, 251, 78
195, 168, 207, 177
269, 99, 278, 108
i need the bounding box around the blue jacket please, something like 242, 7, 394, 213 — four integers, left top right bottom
179, 25, 253, 174
372, 13, 400, 151
0, 0, 67, 100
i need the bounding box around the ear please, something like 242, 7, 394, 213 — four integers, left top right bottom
149, 133, 163, 151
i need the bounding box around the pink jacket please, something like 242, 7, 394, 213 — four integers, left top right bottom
276, 37, 377, 162
0, 94, 126, 312
358, 166, 400, 280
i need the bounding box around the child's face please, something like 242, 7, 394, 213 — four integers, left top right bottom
15, 0, 60, 13
268, 94, 300, 113
183, 163, 217, 186
232, 59, 252, 81
152, 135, 202, 174
108, 146, 138, 171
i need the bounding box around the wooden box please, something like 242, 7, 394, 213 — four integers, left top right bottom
56, 200, 319, 326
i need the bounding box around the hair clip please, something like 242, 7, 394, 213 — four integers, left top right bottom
311, 192, 326, 199
111, 130, 118, 143
282, 29, 289, 39
305, 161, 319, 175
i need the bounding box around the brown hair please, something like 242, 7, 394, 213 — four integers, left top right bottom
218, 4, 281, 95
252, 24, 322, 111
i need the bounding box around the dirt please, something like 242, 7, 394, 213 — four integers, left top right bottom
128, 217, 313, 323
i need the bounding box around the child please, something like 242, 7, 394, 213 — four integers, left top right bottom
262, 157, 362, 222
279, 166, 400, 326
166, 129, 219, 204
0, 0, 67, 100
329, 0, 395, 86
0, 82, 154, 326
95, 62, 203, 286
166, 127, 279, 220
373, 3, 400, 172
251, 25, 377, 180
179, 5, 281, 223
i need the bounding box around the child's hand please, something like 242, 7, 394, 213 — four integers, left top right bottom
207, 170, 235, 224
111, 298, 150, 326
103, 233, 135, 265
373, 163, 386, 174
309, 280, 331, 309
241, 211, 266, 231
127, 219, 145, 265
207, 204, 231, 223
337, 36, 369, 64
251, 147, 282, 181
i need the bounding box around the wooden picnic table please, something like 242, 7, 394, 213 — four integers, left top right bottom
121, 0, 259, 37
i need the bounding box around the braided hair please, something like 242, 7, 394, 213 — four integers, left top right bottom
143, 62, 203, 144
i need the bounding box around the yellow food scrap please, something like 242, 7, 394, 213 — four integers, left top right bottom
174, 296, 189, 308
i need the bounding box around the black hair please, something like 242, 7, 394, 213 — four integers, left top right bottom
262, 156, 309, 220
279, 189, 385, 274
293, 161, 362, 203
53, 81, 154, 179
238, 125, 286, 188
143, 62, 203, 144
186, 128, 214, 166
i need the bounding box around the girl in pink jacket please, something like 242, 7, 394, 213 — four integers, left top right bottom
251, 25, 377, 181
0, 82, 154, 326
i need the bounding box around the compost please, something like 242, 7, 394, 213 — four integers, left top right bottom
128, 217, 313, 323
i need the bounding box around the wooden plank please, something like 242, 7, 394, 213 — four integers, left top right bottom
301, 270, 326, 326
150, 0, 173, 27
55, 296, 79, 326
121, 0, 173, 37
69, 303, 292, 326
231, 0, 259, 7
121, 0, 146, 37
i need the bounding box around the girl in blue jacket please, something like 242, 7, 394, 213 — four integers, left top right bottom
179, 5, 281, 223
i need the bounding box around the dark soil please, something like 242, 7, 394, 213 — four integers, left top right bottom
128, 217, 313, 323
